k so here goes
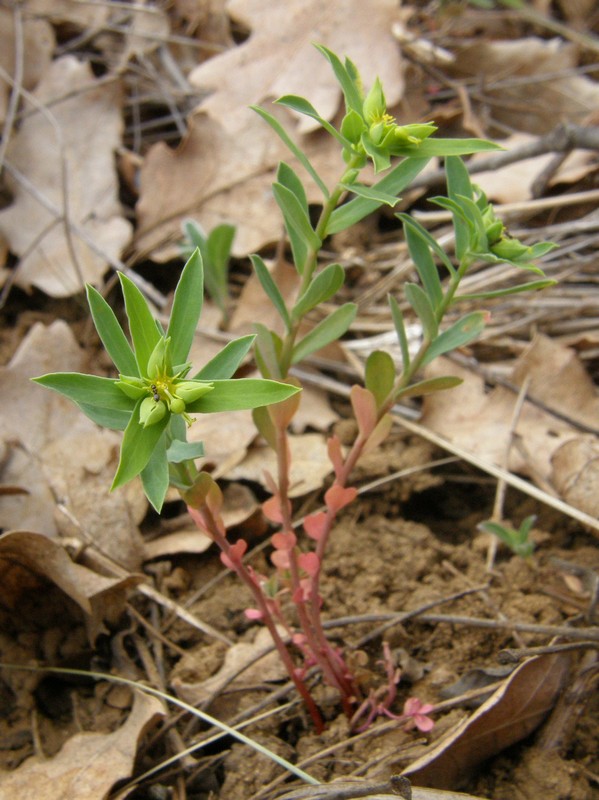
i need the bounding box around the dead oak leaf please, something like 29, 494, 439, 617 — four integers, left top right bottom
0, 56, 131, 297
0, 692, 163, 800
188, 0, 404, 133
135, 0, 403, 260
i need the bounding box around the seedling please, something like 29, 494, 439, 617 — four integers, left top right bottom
479, 515, 537, 558
35, 44, 555, 733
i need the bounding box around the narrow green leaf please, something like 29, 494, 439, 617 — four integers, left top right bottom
167, 248, 204, 366
86, 285, 138, 376
397, 213, 456, 277
78, 403, 131, 431
119, 273, 161, 378
365, 350, 396, 410
404, 222, 443, 310
327, 157, 430, 235
277, 162, 309, 213
388, 294, 411, 370
272, 183, 321, 251
251, 105, 329, 198
422, 311, 486, 365
254, 324, 283, 380
444, 156, 475, 260
141, 442, 169, 512
292, 263, 344, 321
112, 401, 170, 489
397, 375, 462, 399
455, 279, 557, 301
33, 373, 135, 412
275, 94, 349, 147
404, 283, 438, 340
389, 138, 502, 158
205, 224, 235, 311
313, 44, 363, 114
185, 379, 300, 413
340, 182, 399, 207
193, 335, 256, 380
167, 439, 205, 463
250, 254, 291, 330
291, 303, 357, 364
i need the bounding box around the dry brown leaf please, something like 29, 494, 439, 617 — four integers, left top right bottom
421, 335, 599, 496
172, 625, 287, 706
135, 0, 402, 260
0, 57, 131, 297
0, 531, 141, 643
551, 437, 599, 519
472, 133, 598, 204
0, 7, 54, 124
0, 691, 163, 800
0, 321, 147, 569
227, 433, 330, 497
402, 653, 571, 790
449, 38, 599, 134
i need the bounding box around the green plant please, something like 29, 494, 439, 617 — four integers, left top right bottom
35, 44, 555, 733
33, 250, 300, 512
181, 219, 235, 323
479, 515, 537, 557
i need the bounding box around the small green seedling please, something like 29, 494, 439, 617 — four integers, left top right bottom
181, 219, 235, 323
478, 515, 537, 558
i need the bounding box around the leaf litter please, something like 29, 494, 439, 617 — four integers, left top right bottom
1, 2, 599, 799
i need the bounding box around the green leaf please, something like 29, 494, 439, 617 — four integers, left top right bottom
205, 224, 235, 312
185, 379, 300, 413
314, 44, 363, 115
112, 400, 170, 489
388, 294, 411, 370
193, 335, 256, 380
361, 134, 391, 173
455, 279, 557, 301
77, 403, 132, 431
397, 213, 456, 277
397, 375, 462, 399
327, 157, 430, 235
272, 183, 321, 252
33, 372, 135, 413
141, 442, 169, 512
167, 248, 204, 366
277, 162, 309, 214
340, 182, 400, 207
166, 439, 205, 463
86, 285, 138, 376
403, 220, 443, 310
292, 263, 345, 321
250, 255, 291, 330
422, 311, 486, 365
275, 94, 349, 147
365, 350, 395, 410
254, 324, 283, 380
291, 303, 357, 364
389, 138, 502, 158
444, 157, 475, 260
251, 105, 329, 199
119, 273, 161, 378
404, 283, 438, 340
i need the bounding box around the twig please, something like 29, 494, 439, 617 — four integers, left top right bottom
498, 641, 599, 663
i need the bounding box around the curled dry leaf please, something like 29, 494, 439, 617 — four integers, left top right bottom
0, 56, 131, 297
0, 691, 163, 800
551, 437, 599, 520
402, 653, 571, 790
0, 530, 141, 643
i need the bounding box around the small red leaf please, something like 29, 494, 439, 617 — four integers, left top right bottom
325, 485, 357, 514
272, 531, 297, 550
303, 511, 327, 541
298, 551, 320, 577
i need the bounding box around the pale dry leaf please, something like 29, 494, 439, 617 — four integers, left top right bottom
0, 57, 132, 297
172, 625, 287, 706
0, 531, 141, 643
551, 437, 599, 519
188, 0, 403, 133
135, 0, 402, 260
0, 321, 147, 569
449, 38, 599, 134
227, 432, 330, 497
402, 653, 571, 790
24, 0, 110, 29
472, 133, 598, 204
0, 691, 163, 800
0, 7, 54, 124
